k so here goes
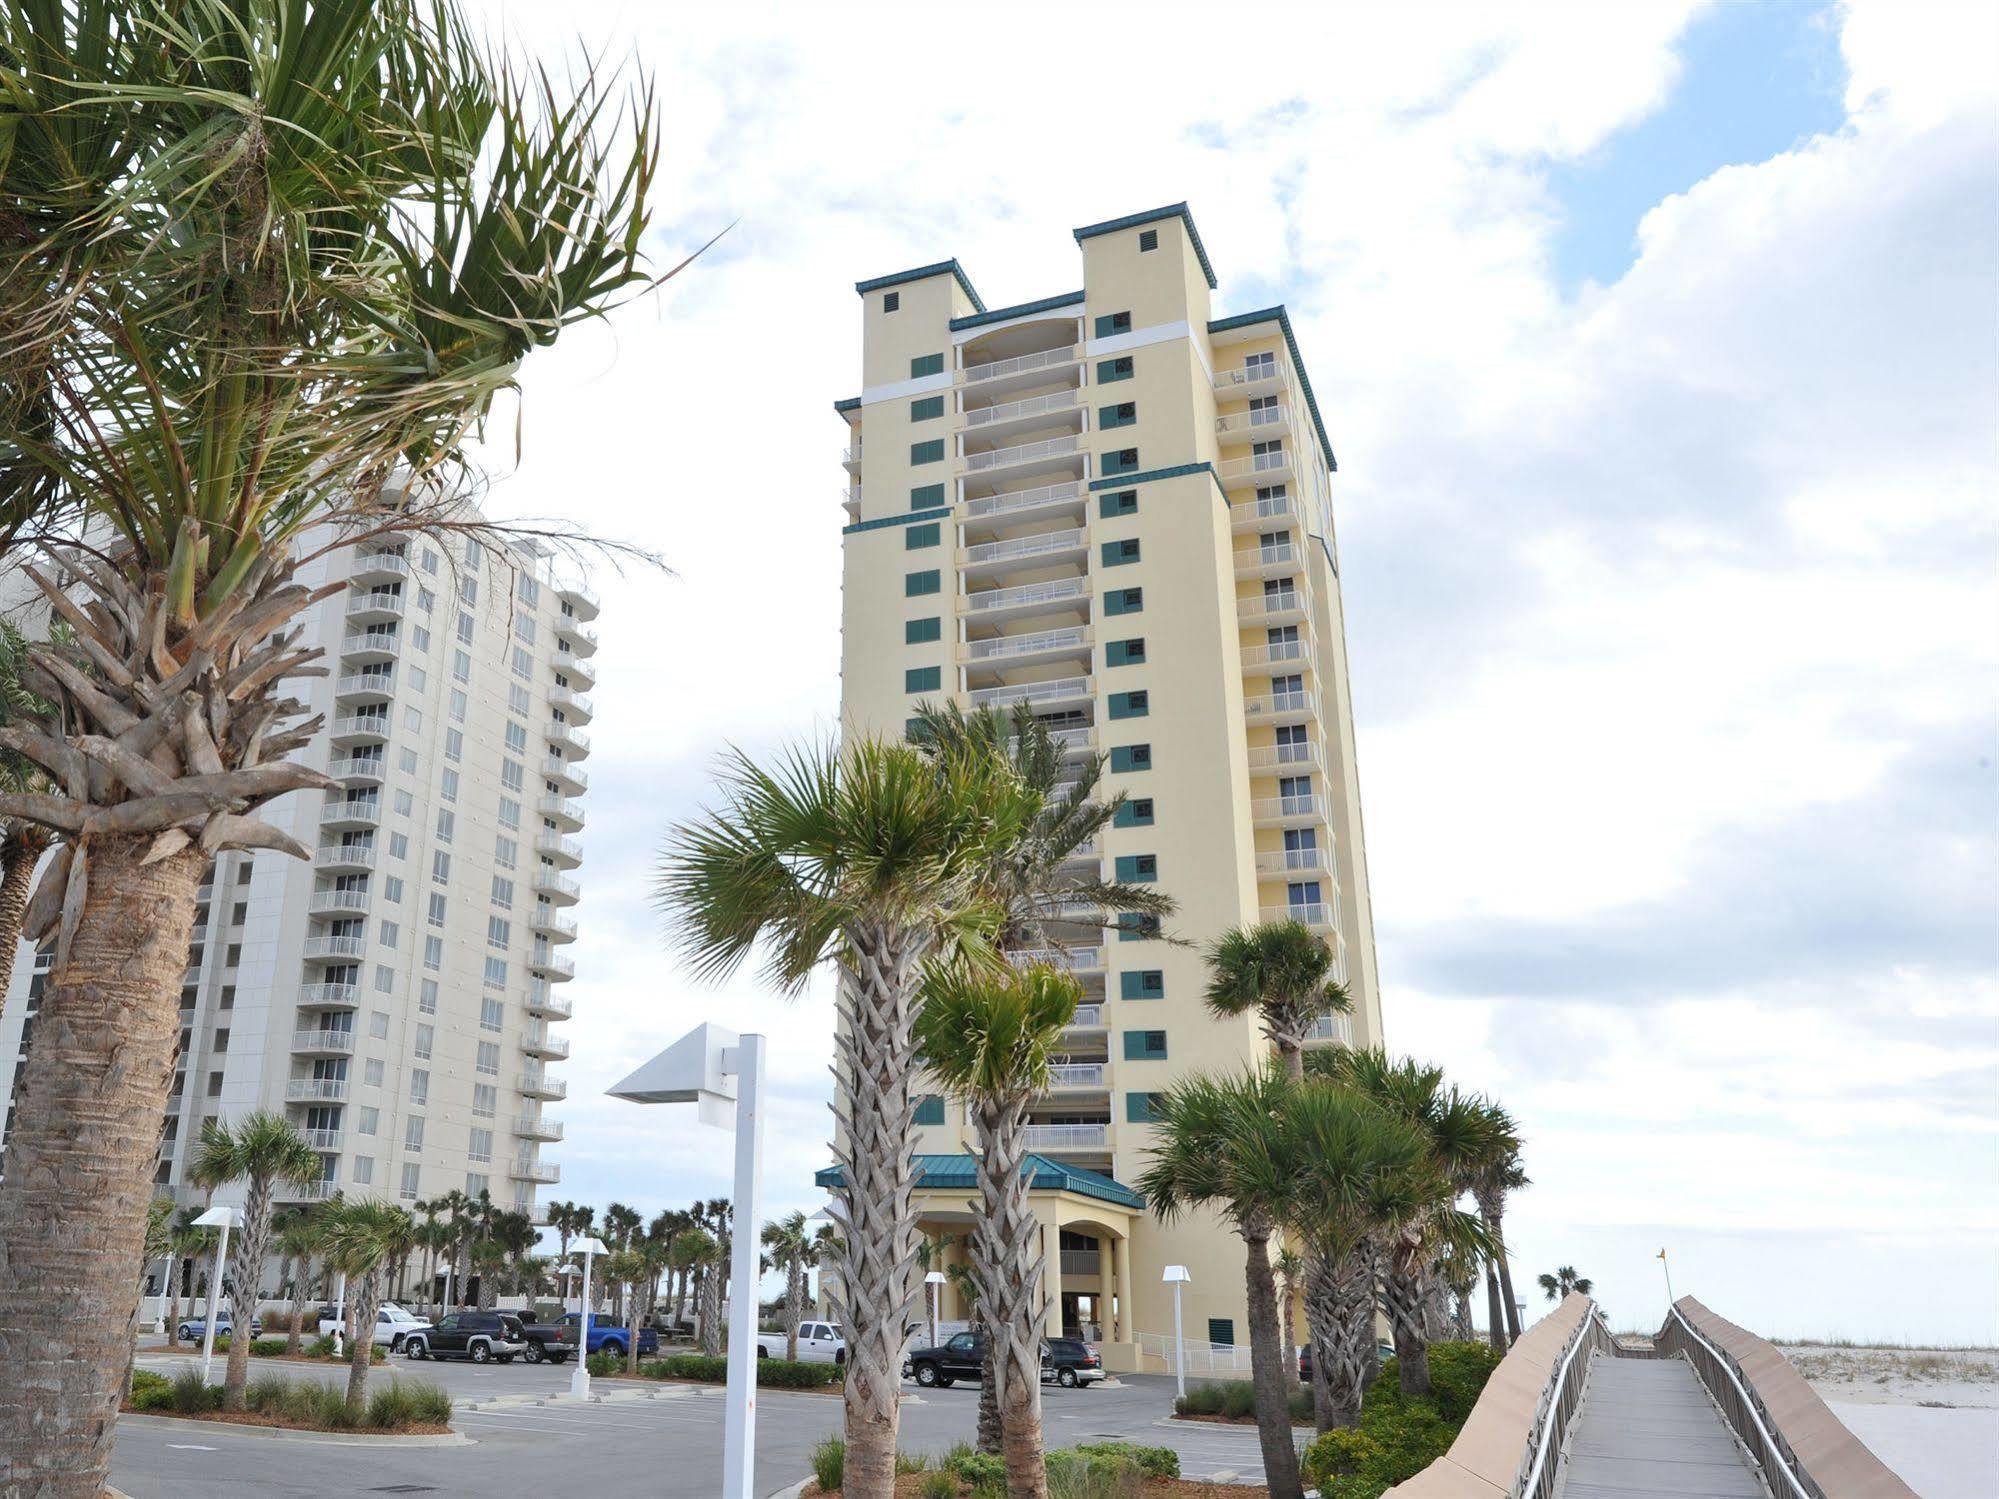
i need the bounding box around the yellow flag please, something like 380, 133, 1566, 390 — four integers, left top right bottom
1657, 1248, 1667, 1259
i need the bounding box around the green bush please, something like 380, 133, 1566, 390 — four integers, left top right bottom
1300, 1403, 1454, 1498
307, 1333, 336, 1358
365, 1381, 419, 1429
917, 1471, 957, 1499
169, 1368, 220, 1413
945, 1449, 1005, 1487
249, 1337, 289, 1358
630, 1353, 840, 1388
1220, 1380, 1257, 1420
129, 1369, 169, 1398
130, 1384, 175, 1412
1173, 1382, 1224, 1416
280, 1381, 327, 1425
404, 1379, 453, 1425
809, 1434, 844, 1490
1071, 1442, 1180, 1479
245, 1371, 291, 1412
1046, 1448, 1146, 1499
585, 1350, 621, 1378
895, 1449, 930, 1474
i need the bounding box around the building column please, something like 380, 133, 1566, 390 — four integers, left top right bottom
1042, 1219, 1064, 1337
1096, 1236, 1115, 1340
1111, 1232, 1132, 1343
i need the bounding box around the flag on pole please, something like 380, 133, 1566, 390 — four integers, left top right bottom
1657, 1248, 1667, 1259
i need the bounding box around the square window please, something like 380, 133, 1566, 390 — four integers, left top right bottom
1117, 913, 1162, 941
1123, 1028, 1168, 1059
910, 482, 945, 510
419, 978, 438, 1014
1114, 853, 1158, 883
1104, 585, 1143, 615
1139, 228, 1159, 252
1125, 1090, 1165, 1124
913, 1095, 946, 1126
1120, 969, 1165, 1000
1106, 638, 1146, 667
1101, 448, 1139, 477
905, 666, 941, 694
365, 1057, 386, 1086
1108, 690, 1149, 720
1109, 744, 1152, 773
910, 395, 944, 422
884, 291, 900, 312
1102, 538, 1141, 568
1098, 402, 1136, 430
910, 352, 944, 378
1098, 490, 1137, 520
910, 438, 945, 465
905, 523, 940, 550
905, 570, 941, 598
1094, 311, 1132, 339
1096, 355, 1134, 384
1208, 1318, 1235, 1348
905, 617, 942, 645
358, 1105, 379, 1135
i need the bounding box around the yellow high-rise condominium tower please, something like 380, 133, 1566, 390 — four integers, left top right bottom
825, 204, 1382, 1374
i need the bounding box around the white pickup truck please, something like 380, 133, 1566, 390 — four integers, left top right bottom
317, 1301, 431, 1351
755, 1319, 846, 1364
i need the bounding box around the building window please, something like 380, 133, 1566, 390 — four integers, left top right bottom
910, 352, 944, 378
432, 851, 451, 884
1109, 744, 1152, 773
472, 1084, 496, 1118
370, 1010, 390, 1039
364, 1058, 386, 1086
1098, 402, 1136, 430
905, 523, 940, 550
1114, 854, 1158, 883
1138, 228, 1159, 252
498, 798, 521, 829
400, 1163, 420, 1201
427, 892, 447, 928
1108, 690, 1149, 720
373, 964, 394, 994
443, 729, 463, 762
480, 996, 504, 1032
1102, 538, 1140, 567
910, 439, 944, 465
494, 835, 518, 869
905, 617, 941, 645
476, 1041, 500, 1076
1096, 355, 1134, 384
440, 768, 459, 802
377, 919, 399, 949
487, 916, 510, 950
910, 395, 944, 421
1117, 913, 1162, 941
423, 935, 443, 971
419, 978, 438, 1014
1208, 1318, 1235, 1348
913, 1095, 945, 1126
1123, 1029, 1168, 1060
468, 1128, 493, 1164
905, 570, 941, 598
491, 875, 514, 909
409, 1070, 428, 1106
358, 1105, 379, 1135
1094, 311, 1132, 339
1106, 638, 1145, 667
910, 483, 945, 509
905, 666, 941, 694
484, 956, 508, 989
1104, 586, 1143, 616
1098, 490, 1137, 519
1125, 1091, 1165, 1123
1120, 970, 1165, 1000
1101, 448, 1139, 477
884, 291, 900, 312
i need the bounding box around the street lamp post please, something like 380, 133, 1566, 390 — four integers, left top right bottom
332, 1269, 347, 1358
925, 1269, 947, 1347
1163, 1264, 1191, 1399
152, 1249, 172, 1337
609, 1021, 767, 1499
569, 1234, 609, 1400
193, 1205, 240, 1385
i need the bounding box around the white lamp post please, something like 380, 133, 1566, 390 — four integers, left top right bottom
609, 1022, 766, 1499
152, 1248, 172, 1337
331, 1269, 347, 1358
193, 1205, 240, 1384
925, 1269, 947, 1347
568, 1234, 609, 1400
1163, 1264, 1191, 1399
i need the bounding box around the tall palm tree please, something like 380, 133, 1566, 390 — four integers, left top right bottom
163, 1218, 210, 1347
762, 1212, 812, 1361
275, 1213, 324, 1357
668, 1227, 712, 1341
630, 1230, 673, 1373
602, 1201, 642, 1321
913, 962, 1081, 1499
545, 1201, 582, 1301
0, 624, 57, 1002
1274, 1245, 1304, 1402
1538, 1266, 1594, 1301
672, 1229, 723, 1356
188, 1112, 322, 1410
659, 734, 1038, 1498
1138, 1069, 1308, 1499
1204, 921, 1351, 1081
1472, 1142, 1529, 1348
0, 3, 670, 1482
414, 1217, 455, 1320
317, 1198, 417, 1412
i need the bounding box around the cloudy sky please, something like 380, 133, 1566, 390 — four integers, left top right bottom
461, 0, 1998, 1343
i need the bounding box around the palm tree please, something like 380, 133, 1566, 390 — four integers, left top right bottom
0, 2, 671, 1480
0, 624, 56, 1002
671, 1229, 722, 1355
317, 1199, 417, 1412
1274, 1245, 1303, 1403
1138, 1069, 1308, 1499
275, 1214, 324, 1357
414, 1216, 454, 1320
602, 1202, 643, 1321
914, 962, 1081, 1499
1538, 1266, 1593, 1302
545, 1201, 583, 1302
1472, 1140, 1529, 1348
1204, 921, 1351, 1081
188, 1112, 322, 1410
762, 1212, 813, 1361
163, 1218, 210, 1347
659, 734, 1039, 1498
630, 1231, 673, 1373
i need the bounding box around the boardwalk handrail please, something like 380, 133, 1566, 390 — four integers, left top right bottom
1516, 1299, 1611, 1499
1658, 1296, 1917, 1499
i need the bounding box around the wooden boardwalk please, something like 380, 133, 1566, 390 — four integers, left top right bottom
1556, 1352, 1767, 1499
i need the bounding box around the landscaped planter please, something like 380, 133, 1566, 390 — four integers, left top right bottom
124, 1368, 450, 1434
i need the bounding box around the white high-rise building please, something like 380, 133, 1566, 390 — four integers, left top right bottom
0, 524, 599, 1223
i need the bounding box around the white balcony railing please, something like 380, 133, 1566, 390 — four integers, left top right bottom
525, 986, 573, 1019
279, 1180, 341, 1202
965, 626, 1089, 662
1238, 590, 1305, 623
535, 832, 582, 863
344, 591, 404, 618
533, 870, 581, 901
1236, 542, 1300, 573
511, 1159, 561, 1184
1308, 1011, 1355, 1045
302, 934, 367, 960
1247, 742, 1321, 772
960, 480, 1084, 523
1047, 1062, 1106, 1089
1009, 945, 1104, 973
540, 756, 587, 790
1263, 902, 1337, 929
518, 1072, 567, 1099
352, 552, 409, 579
1252, 794, 1327, 822
1215, 405, 1287, 437
1242, 641, 1313, 671
968, 675, 1089, 710
535, 794, 583, 824
301, 1127, 345, 1151
964, 389, 1080, 429
290, 1028, 356, 1054
1244, 690, 1321, 723
1219, 450, 1292, 483
1022, 1122, 1108, 1151
299, 982, 360, 1008
318, 800, 380, 826
964, 576, 1090, 614
963, 435, 1079, 473
314, 843, 377, 869
532, 910, 579, 941
308, 889, 369, 916
330, 714, 390, 739
1238, 492, 1296, 525
1255, 848, 1329, 876
1214, 359, 1286, 393
962, 527, 1086, 567
514, 1115, 565, 1141
285, 1078, 348, 1103
960, 345, 1077, 385
1066, 1003, 1106, 1029
326, 755, 386, 781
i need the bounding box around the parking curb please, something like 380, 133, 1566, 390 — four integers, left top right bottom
117, 1413, 474, 1448
765, 1480, 811, 1499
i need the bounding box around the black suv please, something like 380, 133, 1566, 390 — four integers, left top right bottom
1041, 1336, 1105, 1388
904, 1332, 1105, 1389
404, 1310, 529, 1364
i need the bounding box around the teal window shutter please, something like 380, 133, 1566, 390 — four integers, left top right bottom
1104, 585, 1143, 615
1094, 311, 1132, 339
1114, 797, 1154, 828
1207, 1318, 1235, 1348
1107, 690, 1148, 720
1098, 402, 1136, 430
1113, 853, 1158, 884
1098, 490, 1138, 519
905, 617, 942, 645
1096, 355, 1134, 384
905, 570, 941, 597
910, 483, 945, 509
1109, 744, 1152, 773
911, 439, 945, 465
1101, 448, 1139, 477
1125, 1091, 1164, 1123
913, 1094, 945, 1126
1120, 969, 1165, 1000
1101, 538, 1140, 568
910, 395, 945, 421
1122, 1030, 1167, 1060
1139, 228, 1159, 252
1106, 638, 1145, 667
905, 523, 940, 550
910, 353, 944, 378
904, 717, 925, 740
905, 666, 941, 694
1117, 914, 1161, 942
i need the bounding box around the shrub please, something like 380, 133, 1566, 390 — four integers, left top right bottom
313, 1385, 357, 1429
809, 1434, 844, 1490
365, 1381, 419, 1429
403, 1379, 453, 1426
1046, 1448, 1145, 1499
129, 1369, 169, 1398
586, 1351, 621, 1378
894, 1450, 929, 1474
1220, 1380, 1257, 1420
281, 1381, 326, 1425
945, 1449, 1005, 1487
169, 1368, 220, 1414
1300, 1404, 1454, 1498
245, 1372, 291, 1413
249, 1337, 289, 1358
1072, 1442, 1179, 1479
631, 1353, 839, 1388
130, 1384, 175, 1412
918, 1471, 957, 1499
307, 1334, 337, 1359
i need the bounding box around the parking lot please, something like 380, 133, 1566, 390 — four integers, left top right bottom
114, 1348, 1273, 1496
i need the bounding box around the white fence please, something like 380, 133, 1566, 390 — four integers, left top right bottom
1134, 1330, 1254, 1377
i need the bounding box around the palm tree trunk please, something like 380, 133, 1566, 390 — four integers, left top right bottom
346, 1267, 383, 1411
1481, 1233, 1506, 1351
1242, 1222, 1304, 1499
1491, 1203, 1523, 1345
1278, 1264, 1298, 1403
626, 1285, 640, 1376
222, 1170, 276, 1409
826, 931, 925, 1499
286, 1260, 307, 1358
699, 1262, 722, 1358
785, 1263, 804, 1362
1380, 1232, 1432, 1398
976, 1335, 1002, 1456
1307, 1247, 1372, 1431
0, 837, 204, 1497
0, 831, 45, 1000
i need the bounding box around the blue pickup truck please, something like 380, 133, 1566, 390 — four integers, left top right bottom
559, 1312, 658, 1359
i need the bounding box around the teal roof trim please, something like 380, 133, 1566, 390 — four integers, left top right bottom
856, 259, 985, 313
1207, 306, 1338, 472
815, 1152, 1145, 1210
1087, 461, 1230, 508
833, 396, 860, 415
843, 507, 949, 536
950, 290, 1085, 332
1073, 202, 1218, 290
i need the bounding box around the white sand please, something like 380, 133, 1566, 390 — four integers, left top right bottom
1776, 1345, 1999, 1498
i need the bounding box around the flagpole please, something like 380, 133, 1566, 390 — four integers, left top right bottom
1658, 1247, 1674, 1309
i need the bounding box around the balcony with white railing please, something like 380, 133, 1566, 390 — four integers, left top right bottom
557, 581, 599, 620
1232, 490, 1299, 531
962, 388, 1083, 443
1215, 403, 1291, 441
1307, 1010, 1355, 1046
535, 832, 582, 866
1044, 726, 1096, 756
531, 908, 579, 943
1219, 448, 1295, 487
314, 842, 377, 870
343, 590, 404, 621
1246, 741, 1322, 774
530, 949, 577, 981
533, 869, 581, 904
540, 756, 587, 793
285, 1078, 348, 1103
522, 1023, 570, 1060
510, 1158, 561, 1184
1009, 945, 1105, 973
1251, 793, 1327, 827
518, 1071, 567, 1099
525, 984, 573, 1019
291, 1028, 356, 1056
1243, 689, 1321, 727
961, 434, 1082, 480
1241, 640, 1315, 673
548, 723, 591, 759
555, 612, 599, 650
318, 799, 380, 829
1255, 846, 1330, 877
960, 480, 1086, 528
277, 1179, 341, 1202
514, 1115, 564, 1141
959, 527, 1088, 576
1046, 1062, 1107, 1090
1021, 1121, 1109, 1152
309, 888, 370, 917
302, 934, 367, 961
967, 675, 1090, 711
840, 484, 860, 519
964, 625, 1091, 667
1065, 1003, 1106, 1031
1057, 837, 1100, 866
300, 1127, 345, 1151
535, 794, 584, 829
958, 344, 1079, 391
327, 754, 387, 784
1262, 901, 1338, 931
329, 713, 391, 744
1212, 358, 1287, 397
339, 630, 401, 662
840, 441, 864, 474
558, 650, 597, 690
1234, 541, 1302, 579
352, 552, 409, 582
963, 575, 1090, 620
549, 686, 594, 724
299, 982, 361, 1009
1237, 589, 1308, 627
334, 670, 395, 701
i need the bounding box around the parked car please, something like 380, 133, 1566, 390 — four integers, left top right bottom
1040, 1336, 1105, 1388
512, 1309, 577, 1364
314, 1302, 431, 1351
558, 1311, 657, 1359
754, 1319, 846, 1364
176, 1314, 262, 1342
402, 1310, 529, 1364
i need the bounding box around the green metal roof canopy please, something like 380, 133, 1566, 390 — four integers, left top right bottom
816, 1152, 1144, 1211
